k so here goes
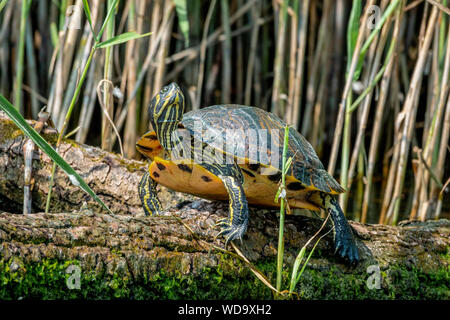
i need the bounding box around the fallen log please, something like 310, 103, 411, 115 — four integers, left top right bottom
0, 113, 448, 299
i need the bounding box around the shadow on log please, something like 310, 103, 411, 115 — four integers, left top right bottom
0, 113, 448, 299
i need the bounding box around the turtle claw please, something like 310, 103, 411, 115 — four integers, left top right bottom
215, 217, 229, 224
334, 233, 359, 264
214, 218, 231, 230
215, 222, 247, 246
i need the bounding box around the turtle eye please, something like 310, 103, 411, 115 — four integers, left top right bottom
161, 86, 169, 94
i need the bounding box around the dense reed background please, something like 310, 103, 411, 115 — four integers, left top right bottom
0, 0, 449, 224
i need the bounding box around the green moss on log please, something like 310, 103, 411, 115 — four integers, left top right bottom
0, 257, 448, 300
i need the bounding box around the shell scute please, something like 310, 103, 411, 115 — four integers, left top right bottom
178, 105, 343, 195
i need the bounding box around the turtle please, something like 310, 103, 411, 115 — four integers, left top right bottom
136, 82, 359, 263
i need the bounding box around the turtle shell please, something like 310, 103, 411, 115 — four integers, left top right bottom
180, 105, 344, 194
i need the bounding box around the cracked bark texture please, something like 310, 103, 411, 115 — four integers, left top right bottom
0, 113, 448, 299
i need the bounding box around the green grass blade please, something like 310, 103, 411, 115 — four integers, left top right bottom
81, 0, 95, 35
0, 0, 8, 13
0, 94, 113, 214
295, 237, 320, 283
173, 0, 190, 47
97, 0, 119, 41
289, 246, 306, 293
95, 31, 152, 49
50, 22, 59, 48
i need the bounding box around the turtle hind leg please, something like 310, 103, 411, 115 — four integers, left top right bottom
313, 193, 359, 263
215, 175, 249, 244
138, 171, 163, 216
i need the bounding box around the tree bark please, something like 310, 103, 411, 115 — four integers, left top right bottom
0, 113, 448, 299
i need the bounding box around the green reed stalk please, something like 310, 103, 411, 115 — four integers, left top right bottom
276, 125, 290, 294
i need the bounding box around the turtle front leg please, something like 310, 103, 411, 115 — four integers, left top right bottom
315, 193, 359, 263
216, 175, 249, 243
138, 171, 163, 216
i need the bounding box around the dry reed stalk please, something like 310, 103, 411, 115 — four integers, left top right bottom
244, 1, 261, 105
310, 45, 329, 153
49, 28, 66, 129
426, 0, 450, 15
128, 0, 146, 135
418, 2, 430, 51
386, 6, 438, 225
75, 62, 97, 143
140, 0, 162, 134
196, 0, 217, 110
220, 0, 232, 104
271, 0, 288, 116
75, 0, 101, 144
253, 2, 264, 109
152, 3, 174, 99
404, 0, 425, 12
301, 0, 328, 138
59, 12, 95, 127
285, 0, 298, 125
422, 22, 440, 148
329, 0, 345, 135
62, 0, 82, 87
410, 153, 422, 220
236, 0, 244, 104
310, 1, 333, 153
117, 1, 132, 104
111, 3, 175, 146
290, 0, 310, 130
433, 93, 450, 219
124, 0, 138, 158
417, 21, 450, 221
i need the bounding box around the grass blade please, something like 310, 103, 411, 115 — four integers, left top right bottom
95, 31, 152, 48
0, 0, 8, 13
289, 214, 331, 295
97, 0, 119, 41
81, 0, 95, 35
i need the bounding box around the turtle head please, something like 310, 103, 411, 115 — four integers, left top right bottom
149, 82, 185, 150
